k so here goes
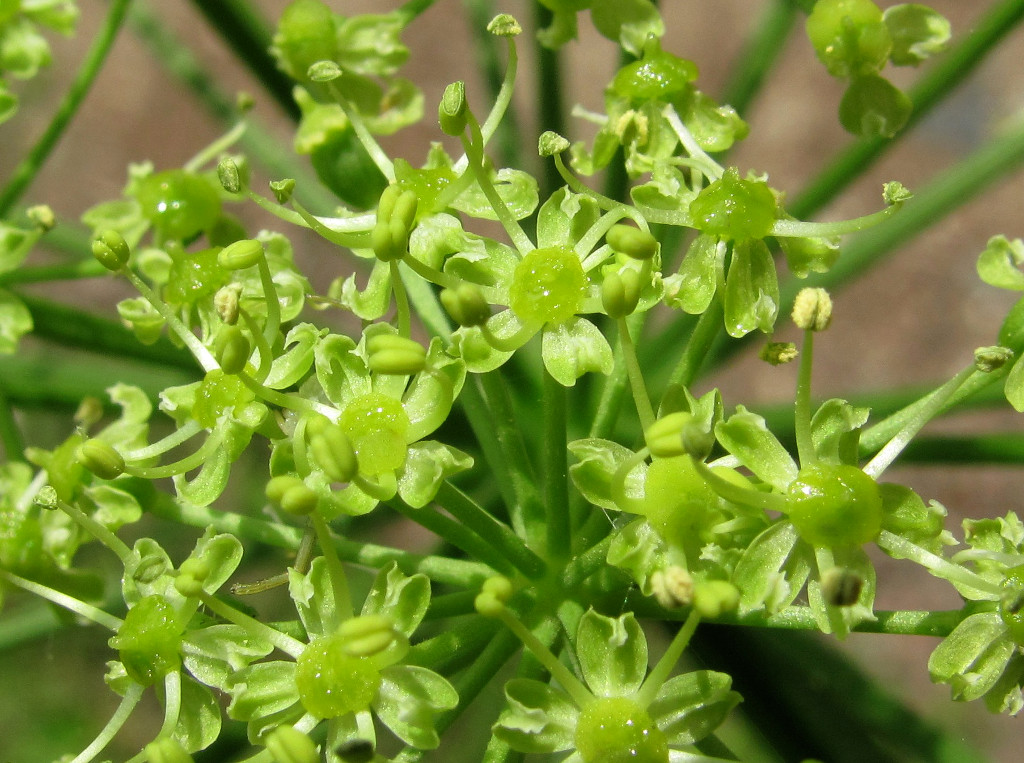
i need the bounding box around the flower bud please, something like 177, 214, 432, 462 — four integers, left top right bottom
179, 557, 211, 583
439, 80, 468, 136
487, 13, 522, 36
692, 580, 740, 618
174, 572, 205, 598
307, 60, 343, 82
760, 341, 798, 365
440, 282, 491, 327
601, 269, 642, 319
265, 725, 319, 763
266, 474, 306, 506
92, 229, 131, 271
144, 738, 194, 763
650, 566, 693, 609
791, 287, 833, 331
216, 325, 251, 375
482, 575, 513, 603
606, 224, 658, 261
538, 130, 570, 157
270, 178, 296, 204
218, 238, 264, 270
975, 345, 1014, 373
217, 156, 248, 194
339, 615, 398, 658
474, 591, 506, 617
27, 204, 55, 231
310, 425, 359, 483
215, 284, 242, 325
76, 438, 125, 480
645, 412, 714, 460
367, 334, 427, 375
280, 484, 320, 516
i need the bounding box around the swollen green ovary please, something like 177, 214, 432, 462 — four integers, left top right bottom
508, 246, 588, 325
340, 392, 410, 475
575, 697, 669, 763
295, 635, 382, 718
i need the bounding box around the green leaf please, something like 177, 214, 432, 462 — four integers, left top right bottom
665, 234, 723, 315
723, 239, 778, 337
226, 660, 300, 722
715, 406, 797, 491
289, 557, 339, 638
591, 0, 665, 58
181, 624, 275, 691
977, 235, 1024, 291
493, 678, 577, 753
453, 168, 539, 222
810, 398, 870, 465
397, 441, 473, 508
839, 74, 912, 138
335, 13, 409, 76
928, 612, 1015, 702
732, 522, 809, 614
648, 670, 741, 745
360, 561, 430, 638
0, 288, 31, 353
576, 609, 647, 698
541, 317, 614, 386
883, 4, 951, 66
374, 664, 458, 749
173, 676, 222, 753
568, 438, 642, 511
262, 323, 325, 390
82, 484, 143, 532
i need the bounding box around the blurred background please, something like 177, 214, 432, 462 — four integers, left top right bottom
1, 1, 1023, 760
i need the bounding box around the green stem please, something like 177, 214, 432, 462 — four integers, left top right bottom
663, 297, 723, 395
542, 370, 571, 562
0, 384, 25, 461
794, 329, 815, 466
54, 497, 132, 563
156, 669, 182, 741
310, 513, 354, 620
327, 82, 395, 182
390, 260, 412, 338
0, 258, 106, 286
197, 590, 307, 658
790, 0, 1024, 219
533, 2, 564, 197
0, 0, 132, 217
146, 497, 495, 586
436, 481, 546, 579
562, 534, 614, 590
68, 682, 144, 763
385, 497, 515, 577
862, 364, 977, 478
617, 316, 656, 432
122, 431, 221, 480
0, 569, 123, 631
876, 530, 1004, 598
637, 609, 702, 707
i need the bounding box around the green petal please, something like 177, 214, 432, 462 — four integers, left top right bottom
493, 678, 577, 753
360, 561, 431, 637
576, 609, 648, 698
541, 317, 614, 387
928, 612, 1016, 702
649, 670, 741, 744
374, 664, 458, 749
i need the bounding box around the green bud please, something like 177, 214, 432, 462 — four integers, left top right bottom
27, 204, 56, 231
645, 412, 696, 458
606, 224, 658, 260
820, 567, 864, 607
236, 91, 255, 112
760, 341, 798, 365
270, 178, 296, 204
792, 287, 833, 331
307, 60, 343, 82
217, 156, 246, 194
179, 557, 211, 582
487, 13, 522, 37
474, 591, 505, 617
439, 80, 468, 136
692, 580, 740, 617
76, 439, 125, 480
265, 725, 319, 763
144, 737, 194, 763
280, 484, 320, 516
538, 130, 570, 157
882, 180, 912, 205
310, 425, 359, 483
218, 238, 264, 270
601, 269, 642, 319
975, 345, 1015, 373
367, 334, 428, 375
482, 575, 513, 603
440, 282, 491, 327
92, 229, 131, 271
216, 325, 251, 375
34, 485, 58, 510
266, 474, 306, 506
74, 396, 104, 428
174, 573, 205, 598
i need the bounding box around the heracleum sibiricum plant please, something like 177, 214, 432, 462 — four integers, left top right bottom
2, 0, 1024, 760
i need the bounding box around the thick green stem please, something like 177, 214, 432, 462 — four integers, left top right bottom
542, 370, 571, 562
617, 316, 656, 433
310, 513, 354, 620
436, 481, 547, 579
794, 329, 815, 466
721, 0, 797, 115
0, 385, 25, 461
0, 0, 133, 217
